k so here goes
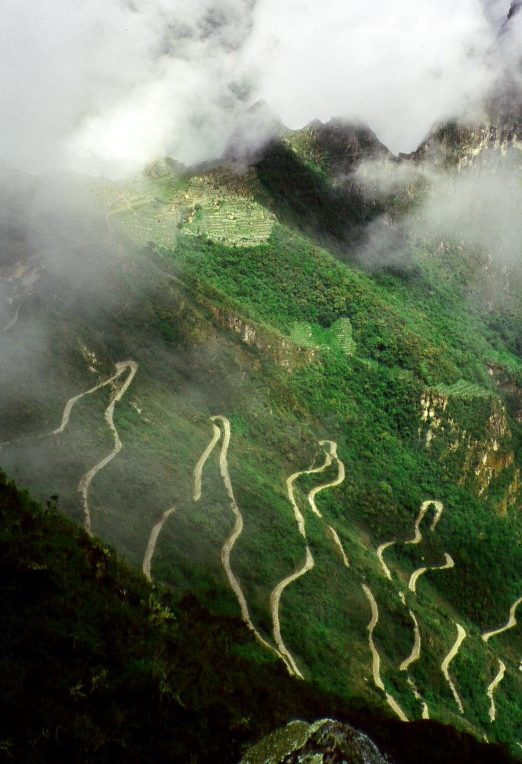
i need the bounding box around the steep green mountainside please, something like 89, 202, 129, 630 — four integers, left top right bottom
0, 118, 520, 755
0, 471, 517, 763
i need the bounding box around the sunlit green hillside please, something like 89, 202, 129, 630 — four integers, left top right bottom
1, 122, 520, 756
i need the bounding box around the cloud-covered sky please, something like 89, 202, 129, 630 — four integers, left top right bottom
0, 0, 519, 176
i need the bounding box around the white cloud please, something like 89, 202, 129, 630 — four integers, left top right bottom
247, 0, 502, 153
0, 0, 518, 175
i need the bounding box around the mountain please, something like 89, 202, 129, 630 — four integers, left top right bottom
0, 102, 521, 758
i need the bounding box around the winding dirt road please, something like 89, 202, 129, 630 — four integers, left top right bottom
375, 500, 449, 720
376, 541, 395, 581
54, 367, 126, 435
397, 593, 430, 717
194, 416, 281, 663
441, 622, 467, 715
307, 442, 349, 566
482, 596, 522, 643
407, 500, 444, 544
192, 421, 221, 501
306, 441, 345, 519
142, 506, 177, 582
376, 500, 444, 580
78, 361, 138, 536
268, 439, 347, 678
327, 525, 350, 567
400, 609, 422, 672
486, 659, 506, 723
362, 584, 409, 722
270, 547, 315, 679
408, 552, 455, 594
285, 442, 336, 537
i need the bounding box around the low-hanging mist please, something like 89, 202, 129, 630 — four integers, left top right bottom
1, 0, 521, 178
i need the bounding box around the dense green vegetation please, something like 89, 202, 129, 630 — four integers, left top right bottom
1, 126, 520, 757
1, 471, 518, 763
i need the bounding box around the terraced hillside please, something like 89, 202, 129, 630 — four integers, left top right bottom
0, 119, 520, 757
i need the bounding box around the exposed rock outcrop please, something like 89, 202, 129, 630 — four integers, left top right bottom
241, 719, 392, 764
207, 303, 317, 371
419, 390, 520, 511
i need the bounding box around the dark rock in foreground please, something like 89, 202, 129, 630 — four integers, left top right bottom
241, 719, 392, 764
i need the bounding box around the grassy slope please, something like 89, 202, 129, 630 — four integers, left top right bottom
1, 470, 518, 764
0, 134, 520, 753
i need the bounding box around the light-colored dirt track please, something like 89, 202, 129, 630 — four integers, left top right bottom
285, 442, 336, 537
197, 416, 281, 662
376, 541, 395, 580
406, 500, 444, 544
398, 595, 429, 717
1, 363, 129, 449
376, 500, 444, 580
78, 361, 138, 536
269, 439, 347, 678
482, 596, 522, 643
486, 659, 506, 723
327, 525, 350, 567
375, 500, 450, 721
306, 440, 345, 519
400, 609, 422, 671
408, 553, 455, 593
54, 368, 125, 434
362, 584, 409, 722
306, 442, 348, 564
192, 421, 221, 501
142, 506, 177, 582
270, 547, 315, 679
441, 622, 467, 715
362, 585, 384, 691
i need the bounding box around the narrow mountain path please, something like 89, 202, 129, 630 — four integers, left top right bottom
78, 361, 138, 536
408, 552, 455, 593
376, 541, 395, 580
269, 440, 346, 678
194, 416, 282, 664
376, 500, 444, 580
482, 596, 522, 642
407, 677, 430, 719
400, 608, 422, 671
406, 500, 444, 544
398, 592, 430, 718
306, 440, 345, 519
1, 361, 132, 451
270, 547, 315, 679
441, 622, 467, 715
362, 584, 409, 722
192, 421, 221, 501
306, 441, 349, 565
327, 525, 350, 567
285, 442, 336, 537
54, 367, 125, 434
486, 659, 507, 723
142, 506, 177, 582
376, 501, 447, 721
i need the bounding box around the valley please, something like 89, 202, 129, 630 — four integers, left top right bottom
0, 117, 520, 759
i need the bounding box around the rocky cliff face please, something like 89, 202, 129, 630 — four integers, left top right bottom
419, 390, 520, 512
403, 119, 521, 171
206, 303, 317, 371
